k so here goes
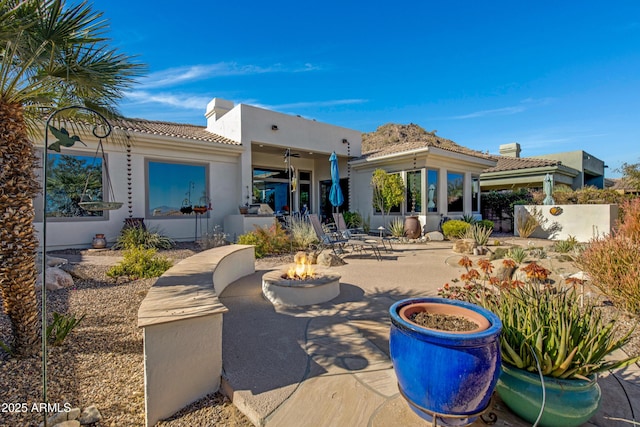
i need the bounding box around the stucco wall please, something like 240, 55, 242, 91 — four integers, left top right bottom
514, 204, 618, 242
35, 134, 242, 249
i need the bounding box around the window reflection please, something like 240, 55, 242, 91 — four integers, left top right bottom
46, 152, 103, 218
147, 160, 207, 217
447, 172, 464, 212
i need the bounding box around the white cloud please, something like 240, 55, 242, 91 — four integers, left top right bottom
271, 99, 367, 110
124, 90, 211, 110
138, 61, 320, 89
451, 97, 555, 120
452, 106, 526, 119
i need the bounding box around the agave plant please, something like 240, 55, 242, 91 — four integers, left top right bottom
462, 223, 493, 246
439, 256, 640, 380
485, 284, 640, 379
388, 217, 405, 238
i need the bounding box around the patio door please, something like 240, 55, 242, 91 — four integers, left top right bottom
319, 178, 349, 223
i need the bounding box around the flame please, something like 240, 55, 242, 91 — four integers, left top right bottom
285, 253, 315, 280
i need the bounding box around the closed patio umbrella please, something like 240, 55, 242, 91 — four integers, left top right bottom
329, 151, 344, 212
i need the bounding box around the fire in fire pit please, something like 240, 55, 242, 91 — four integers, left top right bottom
262, 252, 341, 306
283, 252, 316, 280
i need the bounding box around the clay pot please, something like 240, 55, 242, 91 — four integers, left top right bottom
390, 297, 502, 426
92, 234, 107, 249
404, 216, 421, 239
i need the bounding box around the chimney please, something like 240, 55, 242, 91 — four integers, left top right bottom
205, 98, 234, 129
499, 142, 521, 158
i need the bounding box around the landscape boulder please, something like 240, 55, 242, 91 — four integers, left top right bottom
38, 267, 74, 291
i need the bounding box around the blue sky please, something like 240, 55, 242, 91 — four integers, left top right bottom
97, 0, 640, 178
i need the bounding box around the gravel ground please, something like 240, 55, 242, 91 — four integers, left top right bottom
0, 243, 289, 427
0, 242, 637, 427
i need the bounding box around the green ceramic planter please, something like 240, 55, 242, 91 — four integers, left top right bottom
496, 363, 601, 427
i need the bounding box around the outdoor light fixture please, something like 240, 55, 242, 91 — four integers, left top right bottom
271, 125, 278, 131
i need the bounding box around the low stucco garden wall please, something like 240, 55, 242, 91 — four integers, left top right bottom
514, 204, 618, 242
137, 244, 255, 427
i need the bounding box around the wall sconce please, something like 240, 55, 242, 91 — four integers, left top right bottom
342, 138, 348, 144
271, 125, 278, 131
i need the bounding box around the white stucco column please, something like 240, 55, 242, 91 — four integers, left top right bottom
438, 168, 448, 215
464, 172, 473, 215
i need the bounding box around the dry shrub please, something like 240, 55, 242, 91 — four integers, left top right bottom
515, 206, 539, 238
578, 198, 640, 314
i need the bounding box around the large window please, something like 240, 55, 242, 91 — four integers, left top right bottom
447, 172, 464, 212
45, 151, 104, 218
405, 170, 422, 213
147, 160, 208, 217
253, 167, 291, 213
427, 169, 438, 212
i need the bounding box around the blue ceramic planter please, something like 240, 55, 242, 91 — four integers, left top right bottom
496, 363, 601, 427
389, 297, 502, 426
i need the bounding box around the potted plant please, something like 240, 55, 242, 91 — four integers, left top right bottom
389, 297, 502, 426
439, 257, 640, 427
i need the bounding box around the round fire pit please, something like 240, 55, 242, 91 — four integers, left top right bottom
262, 268, 341, 307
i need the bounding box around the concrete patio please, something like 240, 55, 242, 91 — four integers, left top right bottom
219, 239, 640, 427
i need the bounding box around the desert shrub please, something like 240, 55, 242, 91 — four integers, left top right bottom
439, 257, 640, 379
114, 226, 174, 250
237, 223, 290, 258
289, 217, 318, 250
461, 214, 477, 224
107, 247, 172, 279
198, 225, 228, 249
514, 206, 540, 238
441, 220, 470, 239
490, 247, 509, 260
548, 186, 632, 206
343, 211, 363, 229
388, 217, 405, 238
477, 219, 494, 230
462, 223, 492, 246
528, 247, 547, 259
553, 235, 579, 253
578, 198, 640, 314
47, 312, 85, 346
507, 247, 527, 264
617, 197, 640, 240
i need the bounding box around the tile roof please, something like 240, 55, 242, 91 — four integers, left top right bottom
362, 138, 492, 160
111, 117, 240, 146
483, 156, 561, 173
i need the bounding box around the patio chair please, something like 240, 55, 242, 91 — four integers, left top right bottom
309, 214, 382, 260
333, 213, 393, 253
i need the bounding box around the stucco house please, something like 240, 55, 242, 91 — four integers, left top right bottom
480, 142, 607, 191
34, 99, 497, 248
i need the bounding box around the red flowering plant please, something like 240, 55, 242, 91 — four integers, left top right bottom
438, 256, 640, 379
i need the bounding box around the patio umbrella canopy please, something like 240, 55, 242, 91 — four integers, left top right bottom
329, 151, 344, 211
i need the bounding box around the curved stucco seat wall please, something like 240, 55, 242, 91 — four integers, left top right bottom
137, 244, 255, 427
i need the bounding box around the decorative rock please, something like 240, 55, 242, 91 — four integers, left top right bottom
491, 260, 516, 281
67, 407, 81, 420
37, 267, 74, 291
425, 231, 445, 241
453, 238, 477, 254
40, 411, 68, 427
79, 405, 102, 424
316, 252, 345, 267
54, 421, 80, 427
47, 256, 69, 267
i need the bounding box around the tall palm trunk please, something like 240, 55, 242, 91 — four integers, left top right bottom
0, 101, 41, 357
